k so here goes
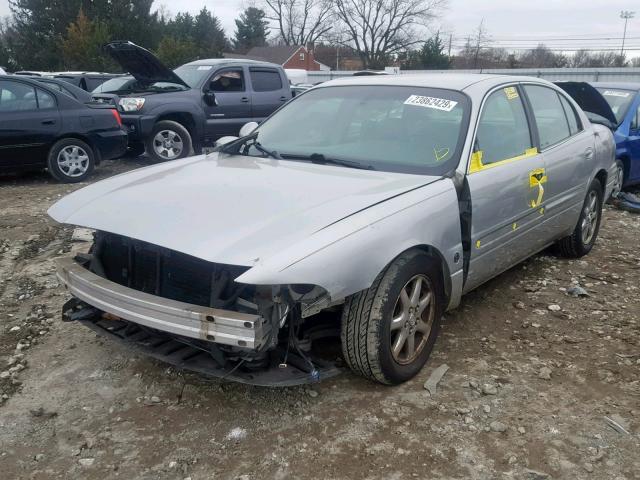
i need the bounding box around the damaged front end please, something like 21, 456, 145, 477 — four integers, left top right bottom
58, 232, 341, 386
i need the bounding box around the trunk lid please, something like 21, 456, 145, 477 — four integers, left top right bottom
555, 81, 618, 126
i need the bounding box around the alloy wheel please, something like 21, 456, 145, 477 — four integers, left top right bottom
153, 130, 183, 160
581, 190, 599, 245
389, 274, 435, 365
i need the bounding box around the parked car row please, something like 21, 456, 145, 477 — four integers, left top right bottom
0, 41, 294, 180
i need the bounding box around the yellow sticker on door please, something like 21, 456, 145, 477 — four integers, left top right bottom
529, 168, 547, 208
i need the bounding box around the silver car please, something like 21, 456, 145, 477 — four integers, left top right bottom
49, 74, 616, 386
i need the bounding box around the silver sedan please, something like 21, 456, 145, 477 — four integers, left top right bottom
50, 74, 616, 386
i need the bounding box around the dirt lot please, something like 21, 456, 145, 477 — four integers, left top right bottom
0, 160, 638, 480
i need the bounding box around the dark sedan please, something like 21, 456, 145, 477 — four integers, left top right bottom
0, 75, 127, 182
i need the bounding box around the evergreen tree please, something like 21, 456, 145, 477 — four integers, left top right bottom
61, 10, 113, 71
233, 7, 269, 53
156, 36, 199, 69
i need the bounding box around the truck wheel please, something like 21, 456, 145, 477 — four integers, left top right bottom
557, 178, 603, 258
146, 120, 193, 162
340, 249, 444, 385
47, 138, 95, 183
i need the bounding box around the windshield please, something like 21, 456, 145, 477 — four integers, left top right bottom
241, 85, 469, 175
596, 88, 636, 124
93, 77, 135, 93
173, 65, 213, 88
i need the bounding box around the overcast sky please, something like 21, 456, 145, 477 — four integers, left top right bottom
1, 0, 638, 55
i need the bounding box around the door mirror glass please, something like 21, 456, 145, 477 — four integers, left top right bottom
203, 91, 217, 106
239, 122, 259, 137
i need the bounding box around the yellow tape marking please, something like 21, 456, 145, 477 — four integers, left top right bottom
469, 147, 538, 174
434, 147, 450, 162
476, 240, 481, 249
529, 168, 547, 208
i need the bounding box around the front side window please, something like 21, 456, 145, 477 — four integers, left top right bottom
524, 85, 572, 149
210, 69, 244, 92
235, 85, 470, 175
596, 88, 635, 124
474, 86, 533, 166
0, 80, 37, 112
250, 69, 283, 92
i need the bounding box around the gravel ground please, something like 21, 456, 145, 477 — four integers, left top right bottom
0, 160, 638, 480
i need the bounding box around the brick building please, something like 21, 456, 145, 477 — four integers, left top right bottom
225, 45, 328, 71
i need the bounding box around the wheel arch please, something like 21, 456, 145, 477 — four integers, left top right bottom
156, 112, 197, 138
594, 168, 608, 193
51, 134, 101, 163
390, 244, 452, 309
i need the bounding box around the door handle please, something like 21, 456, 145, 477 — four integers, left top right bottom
41, 119, 56, 125
529, 168, 547, 208
240, 97, 249, 103
279, 96, 288, 101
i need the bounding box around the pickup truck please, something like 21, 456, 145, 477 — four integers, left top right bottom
97, 41, 293, 162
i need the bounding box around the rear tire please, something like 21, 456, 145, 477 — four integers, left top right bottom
340, 249, 444, 385
556, 178, 603, 258
145, 120, 193, 163
608, 159, 625, 203
47, 138, 95, 183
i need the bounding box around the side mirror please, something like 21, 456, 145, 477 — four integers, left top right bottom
214, 136, 239, 148
239, 121, 259, 137
204, 91, 218, 106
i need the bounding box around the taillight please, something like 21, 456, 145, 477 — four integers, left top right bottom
110, 109, 122, 127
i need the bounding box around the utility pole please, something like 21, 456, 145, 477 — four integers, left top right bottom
448, 33, 452, 58
620, 10, 635, 57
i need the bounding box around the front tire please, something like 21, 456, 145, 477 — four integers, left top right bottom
47, 138, 95, 183
340, 250, 444, 385
557, 178, 603, 258
145, 120, 193, 163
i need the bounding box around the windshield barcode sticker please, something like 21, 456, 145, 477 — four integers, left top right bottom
603, 90, 630, 97
404, 95, 457, 111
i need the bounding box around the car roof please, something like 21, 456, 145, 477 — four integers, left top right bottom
185, 58, 282, 69
590, 81, 640, 92
318, 73, 552, 92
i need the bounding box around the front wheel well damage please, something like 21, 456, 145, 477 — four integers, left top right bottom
374, 245, 451, 308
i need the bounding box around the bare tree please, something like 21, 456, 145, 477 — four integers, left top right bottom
263, 0, 333, 46
332, 0, 447, 69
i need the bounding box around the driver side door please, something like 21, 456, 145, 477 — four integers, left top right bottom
203, 67, 253, 139
463, 85, 548, 293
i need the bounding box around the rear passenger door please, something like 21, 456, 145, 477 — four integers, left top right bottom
464, 85, 548, 293
0, 80, 61, 168
203, 67, 253, 138
249, 67, 289, 120
522, 84, 593, 239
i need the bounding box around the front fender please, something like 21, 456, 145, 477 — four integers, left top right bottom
236, 178, 463, 307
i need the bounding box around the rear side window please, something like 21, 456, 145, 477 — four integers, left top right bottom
474, 86, 533, 165
559, 95, 581, 135
36, 88, 56, 109
250, 69, 283, 92
524, 85, 571, 149
0, 80, 37, 111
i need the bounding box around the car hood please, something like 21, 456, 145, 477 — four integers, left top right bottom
48, 154, 441, 267
554, 81, 617, 126
104, 41, 189, 88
